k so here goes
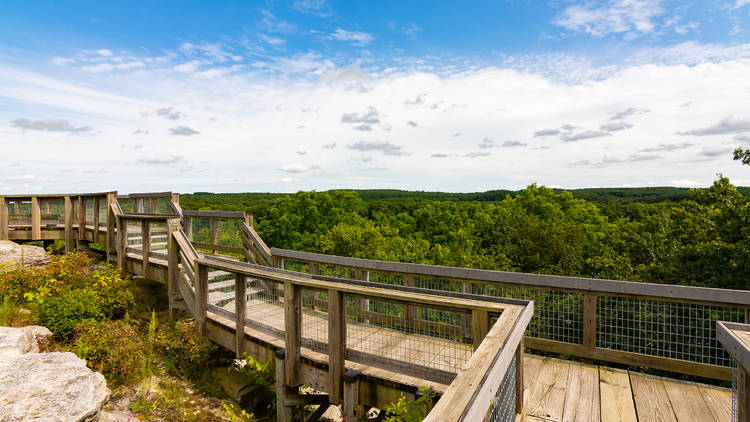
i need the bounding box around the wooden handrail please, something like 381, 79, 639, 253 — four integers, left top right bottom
717, 321, 750, 420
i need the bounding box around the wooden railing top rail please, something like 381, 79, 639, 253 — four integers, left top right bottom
271, 248, 750, 307
1, 192, 115, 199
182, 210, 246, 219
117, 191, 173, 199
717, 321, 750, 371
119, 212, 181, 220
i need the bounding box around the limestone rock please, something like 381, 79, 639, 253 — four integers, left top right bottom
0, 240, 50, 269
0, 352, 110, 422
0, 325, 51, 359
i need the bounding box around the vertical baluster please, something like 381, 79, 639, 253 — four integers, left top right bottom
328, 289, 346, 404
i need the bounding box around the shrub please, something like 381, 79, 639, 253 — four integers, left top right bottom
384, 388, 436, 422
38, 289, 104, 339
153, 320, 218, 381
91, 267, 135, 319
68, 319, 146, 386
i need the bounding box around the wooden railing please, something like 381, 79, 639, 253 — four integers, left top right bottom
116, 191, 181, 215
717, 321, 750, 421
1, 192, 117, 255
182, 209, 271, 266
271, 248, 750, 381
188, 253, 532, 421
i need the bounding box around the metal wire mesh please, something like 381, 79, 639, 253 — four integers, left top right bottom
282, 259, 310, 273
318, 263, 355, 279
39, 199, 65, 226
242, 277, 285, 340
301, 287, 329, 354
118, 199, 135, 213
98, 199, 107, 226
597, 296, 745, 366
85, 199, 94, 224
125, 221, 141, 252
344, 293, 472, 383
191, 217, 210, 244
154, 198, 173, 214
149, 222, 168, 258
732, 362, 738, 422
475, 283, 583, 344
369, 271, 404, 286
415, 277, 464, 292
486, 353, 518, 422
8, 200, 31, 225
207, 270, 237, 310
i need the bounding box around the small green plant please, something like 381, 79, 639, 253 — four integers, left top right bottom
68, 319, 146, 386
38, 289, 103, 339
0, 296, 17, 326
222, 402, 256, 421
153, 319, 218, 382
384, 387, 435, 422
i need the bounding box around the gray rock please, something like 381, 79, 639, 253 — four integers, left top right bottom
0, 352, 110, 422
0, 326, 53, 359
0, 240, 50, 269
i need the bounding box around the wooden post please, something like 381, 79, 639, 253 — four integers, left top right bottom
78, 196, 86, 241
64, 196, 73, 253
328, 289, 346, 404
167, 218, 180, 319
43, 200, 51, 215
92, 197, 100, 244
515, 339, 525, 413
738, 364, 750, 422
31, 196, 41, 239
275, 256, 285, 269
404, 276, 416, 328
0, 197, 9, 241
106, 193, 116, 261
234, 273, 247, 358
472, 309, 489, 351
209, 218, 218, 253
583, 293, 598, 349
184, 216, 193, 240
141, 220, 150, 279
245, 213, 253, 228
196, 262, 209, 336
117, 216, 127, 270
343, 370, 363, 421
284, 281, 301, 387
136, 198, 144, 213
275, 349, 294, 422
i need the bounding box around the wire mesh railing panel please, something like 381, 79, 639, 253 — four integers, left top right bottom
206, 271, 237, 312
318, 264, 355, 279
476, 284, 584, 344
39, 199, 65, 225
191, 217, 210, 244
85, 199, 94, 224
486, 352, 518, 422
217, 219, 243, 249
98, 199, 107, 225
149, 222, 168, 257
126, 221, 142, 252
597, 296, 745, 366
415, 277, 464, 293
368, 271, 404, 286
732, 362, 738, 422
8, 200, 31, 225
282, 259, 310, 274
242, 277, 285, 340
344, 293, 472, 383
154, 198, 173, 214
301, 287, 329, 354
118, 199, 135, 213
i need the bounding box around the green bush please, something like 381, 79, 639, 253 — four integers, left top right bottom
384, 388, 435, 422
68, 319, 146, 386
153, 320, 218, 381
38, 289, 104, 339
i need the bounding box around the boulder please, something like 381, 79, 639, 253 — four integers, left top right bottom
0, 352, 110, 422
0, 325, 52, 359
0, 240, 50, 269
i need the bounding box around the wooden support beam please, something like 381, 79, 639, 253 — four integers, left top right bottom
78, 196, 86, 241
328, 289, 346, 404
31, 196, 41, 239
0, 197, 8, 241
739, 365, 750, 422
472, 309, 489, 350
343, 370, 363, 422
106, 193, 116, 261
245, 213, 253, 228
167, 219, 180, 320
583, 293, 598, 349
515, 339, 524, 414
136, 198, 144, 213
196, 262, 208, 336
209, 218, 218, 252
141, 220, 150, 278
235, 273, 247, 358
275, 349, 294, 422
64, 197, 73, 253
284, 281, 302, 387
184, 216, 192, 240
92, 197, 100, 243
117, 216, 127, 270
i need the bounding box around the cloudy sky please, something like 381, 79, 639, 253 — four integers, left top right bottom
1, 0, 750, 194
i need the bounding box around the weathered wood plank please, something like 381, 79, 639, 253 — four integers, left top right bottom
0, 197, 7, 240
328, 289, 345, 404
196, 263, 208, 336
629, 372, 677, 422
234, 273, 246, 358
64, 196, 73, 253
598, 367, 637, 422
284, 282, 301, 387
526, 358, 570, 421
31, 197, 40, 239
561, 361, 600, 422
662, 378, 716, 422
183, 209, 246, 219
697, 384, 732, 422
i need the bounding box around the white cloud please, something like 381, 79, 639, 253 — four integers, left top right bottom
292, 0, 333, 17
81, 61, 145, 72
553, 0, 664, 37
329, 29, 374, 46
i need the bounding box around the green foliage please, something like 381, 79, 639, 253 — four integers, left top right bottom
384, 388, 435, 422
734, 147, 750, 165
238, 354, 275, 387
222, 402, 256, 421
38, 289, 104, 339
68, 319, 146, 386
0, 296, 17, 326
153, 319, 219, 382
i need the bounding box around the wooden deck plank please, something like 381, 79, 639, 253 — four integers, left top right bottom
629, 373, 677, 422
526, 358, 570, 422
599, 367, 637, 422
662, 378, 716, 422
562, 362, 600, 422
697, 385, 732, 422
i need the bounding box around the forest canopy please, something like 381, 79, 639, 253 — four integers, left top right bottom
181, 179, 750, 291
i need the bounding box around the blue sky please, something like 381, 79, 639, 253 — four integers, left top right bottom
1, 0, 750, 193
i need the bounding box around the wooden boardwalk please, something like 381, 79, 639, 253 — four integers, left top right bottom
522, 354, 732, 422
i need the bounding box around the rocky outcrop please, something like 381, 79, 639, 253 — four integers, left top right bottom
0, 326, 110, 422
0, 240, 50, 269
0, 325, 52, 359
